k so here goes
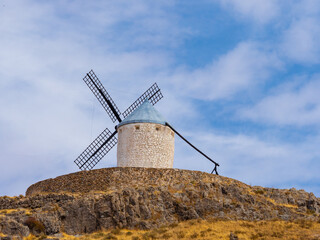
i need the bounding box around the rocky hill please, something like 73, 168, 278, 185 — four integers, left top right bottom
0, 167, 319, 239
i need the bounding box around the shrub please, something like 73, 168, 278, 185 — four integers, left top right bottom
286, 223, 293, 229
176, 231, 185, 238
253, 189, 265, 195
306, 209, 316, 215
142, 232, 157, 240
169, 222, 178, 228
161, 233, 172, 238
271, 231, 284, 238
24, 217, 45, 234
200, 230, 206, 237
240, 222, 254, 228
234, 230, 245, 234
110, 229, 121, 235
153, 228, 167, 234
93, 232, 105, 238
250, 233, 261, 240
297, 219, 313, 229
103, 233, 117, 240
37, 235, 48, 240
190, 232, 199, 238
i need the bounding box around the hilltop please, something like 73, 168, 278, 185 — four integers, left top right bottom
0, 167, 320, 239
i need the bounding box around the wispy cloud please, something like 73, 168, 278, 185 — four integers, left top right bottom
239, 75, 320, 126
0, 0, 184, 196
213, 0, 280, 24
168, 42, 281, 100
281, 18, 320, 64
175, 129, 320, 194
0, 0, 320, 198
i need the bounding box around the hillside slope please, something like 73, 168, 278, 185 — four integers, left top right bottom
0, 167, 319, 239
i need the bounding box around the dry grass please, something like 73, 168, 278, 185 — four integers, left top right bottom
263, 197, 299, 210
22, 219, 320, 240
90, 190, 116, 195
24, 234, 48, 240
0, 208, 32, 217
0, 195, 19, 199
0, 209, 18, 215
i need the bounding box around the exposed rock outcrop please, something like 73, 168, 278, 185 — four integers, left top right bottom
0, 167, 319, 238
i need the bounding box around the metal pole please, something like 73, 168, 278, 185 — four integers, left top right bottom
165, 123, 219, 175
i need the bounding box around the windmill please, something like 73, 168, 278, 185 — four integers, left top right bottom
74, 70, 220, 174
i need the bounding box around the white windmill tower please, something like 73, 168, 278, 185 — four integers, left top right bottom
74, 70, 219, 174
117, 100, 174, 168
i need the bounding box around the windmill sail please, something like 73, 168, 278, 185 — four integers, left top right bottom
74, 128, 117, 170
122, 83, 163, 119
75, 70, 165, 171
83, 70, 122, 123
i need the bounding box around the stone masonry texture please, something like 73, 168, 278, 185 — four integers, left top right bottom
117, 123, 174, 168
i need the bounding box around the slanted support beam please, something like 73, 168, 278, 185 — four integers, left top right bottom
165, 122, 219, 175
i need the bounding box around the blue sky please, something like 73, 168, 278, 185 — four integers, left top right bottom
1, 0, 320, 197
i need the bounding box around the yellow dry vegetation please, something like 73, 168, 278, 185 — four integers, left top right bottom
35, 190, 116, 197
262, 197, 298, 210
247, 188, 300, 212
0, 208, 32, 217
22, 219, 320, 240
90, 190, 116, 195
0, 195, 19, 199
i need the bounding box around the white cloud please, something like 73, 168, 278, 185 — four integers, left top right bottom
1, 0, 319, 199
281, 17, 320, 64
0, 0, 187, 196
212, 0, 320, 65
290, 0, 320, 18
169, 42, 281, 100
174, 129, 320, 196
240, 76, 320, 126
214, 0, 280, 24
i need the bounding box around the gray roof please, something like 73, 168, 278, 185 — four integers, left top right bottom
117, 100, 166, 127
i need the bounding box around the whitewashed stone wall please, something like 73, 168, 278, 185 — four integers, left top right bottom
117, 123, 174, 168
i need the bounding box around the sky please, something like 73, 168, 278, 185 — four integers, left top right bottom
0, 0, 320, 197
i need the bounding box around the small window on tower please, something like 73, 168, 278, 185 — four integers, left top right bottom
156, 127, 160, 131
135, 125, 140, 130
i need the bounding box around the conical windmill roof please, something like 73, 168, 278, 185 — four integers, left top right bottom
117, 100, 166, 127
